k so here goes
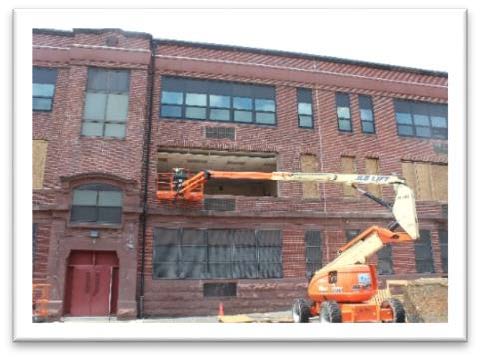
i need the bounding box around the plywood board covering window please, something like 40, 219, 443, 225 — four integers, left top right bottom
431, 164, 448, 201
33, 140, 48, 189
300, 154, 319, 199
401, 161, 447, 201
365, 158, 381, 197
341, 156, 356, 196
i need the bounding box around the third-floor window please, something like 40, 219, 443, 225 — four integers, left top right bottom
394, 100, 447, 140
336, 92, 352, 132
82, 68, 130, 139
160, 76, 276, 126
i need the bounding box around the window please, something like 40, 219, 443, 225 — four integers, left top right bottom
377, 244, 394, 275
359, 95, 375, 134
297, 88, 313, 128
305, 230, 322, 276
401, 161, 447, 201
300, 154, 319, 199
439, 230, 448, 273
414, 230, 434, 273
160, 76, 276, 125
336, 93, 352, 132
365, 157, 381, 197
394, 100, 447, 139
82, 68, 130, 138
341, 156, 357, 196
153, 228, 282, 279
71, 184, 123, 224
32, 140, 48, 190
33, 67, 57, 111
345, 229, 360, 243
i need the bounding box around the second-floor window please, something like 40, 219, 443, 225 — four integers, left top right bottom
297, 88, 313, 128
33, 67, 57, 111
394, 100, 447, 139
359, 95, 375, 133
70, 184, 123, 224
336, 93, 352, 132
160, 76, 276, 125
82, 68, 130, 139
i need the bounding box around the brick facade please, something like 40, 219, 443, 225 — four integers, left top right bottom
32, 28, 448, 319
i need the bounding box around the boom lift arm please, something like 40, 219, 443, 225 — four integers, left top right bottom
157, 168, 419, 240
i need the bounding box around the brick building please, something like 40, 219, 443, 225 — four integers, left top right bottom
32, 28, 448, 320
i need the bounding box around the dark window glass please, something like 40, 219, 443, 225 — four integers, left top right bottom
185, 107, 207, 120
161, 105, 182, 118
394, 100, 448, 139
377, 244, 394, 275
414, 230, 434, 273
234, 97, 253, 110
305, 230, 322, 276
234, 110, 253, 123
82, 68, 130, 138
153, 228, 282, 279
162, 91, 183, 105
160, 76, 276, 125
359, 95, 376, 134
336, 93, 352, 132
70, 184, 122, 224
297, 88, 313, 128
33, 67, 57, 111
209, 95, 230, 108
439, 230, 448, 273
345, 229, 360, 243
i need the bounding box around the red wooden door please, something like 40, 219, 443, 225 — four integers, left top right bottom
69, 266, 92, 316
65, 251, 119, 316
89, 266, 112, 315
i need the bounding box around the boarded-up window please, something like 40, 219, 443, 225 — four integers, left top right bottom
32, 140, 48, 189
414, 230, 434, 273
431, 164, 448, 201
305, 230, 322, 276
401, 161, 447, 201
414, 162, 433, 201
341, 156, 356, 196
365, 158, 381, 197
401, 161, 417, 194
300, 154, 319, 199
153, 228, 282, 279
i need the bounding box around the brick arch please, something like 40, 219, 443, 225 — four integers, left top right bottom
60, 172, 137, 189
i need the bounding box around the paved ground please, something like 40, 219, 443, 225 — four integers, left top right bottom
60, 310, 294, 323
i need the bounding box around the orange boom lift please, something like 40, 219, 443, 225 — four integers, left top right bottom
157, 168, 419, 323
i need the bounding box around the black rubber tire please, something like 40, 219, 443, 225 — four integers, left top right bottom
320, 301, 342, 323
381, 298, 406, 323
292, 299, 311, 323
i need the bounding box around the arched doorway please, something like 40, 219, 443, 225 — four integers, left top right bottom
64, 250, 119, 316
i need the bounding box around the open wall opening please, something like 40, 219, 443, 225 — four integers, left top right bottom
157, 148, 278, 197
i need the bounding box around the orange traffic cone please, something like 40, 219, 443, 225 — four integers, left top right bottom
218, 302, 224, 316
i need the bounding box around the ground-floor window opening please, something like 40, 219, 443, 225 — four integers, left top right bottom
153, 228, 283, 279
